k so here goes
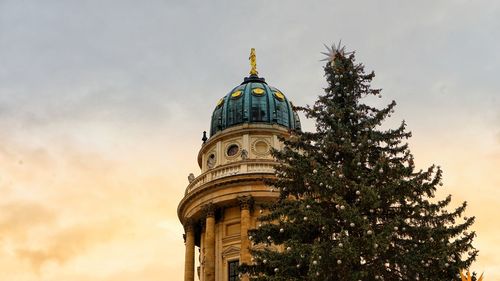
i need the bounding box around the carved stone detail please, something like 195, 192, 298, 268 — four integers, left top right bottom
237, 195, 254, 210
202, 203, 215, 218
184, 219, 195, 232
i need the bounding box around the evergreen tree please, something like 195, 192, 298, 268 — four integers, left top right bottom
242, 44, 478, 281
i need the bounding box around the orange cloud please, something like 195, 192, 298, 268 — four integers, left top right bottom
16, 218, 128, 274
0, 201, 55, 241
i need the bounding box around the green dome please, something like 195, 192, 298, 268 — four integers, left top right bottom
210, 75, 301, 136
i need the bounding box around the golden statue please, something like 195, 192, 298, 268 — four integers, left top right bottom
249, 48, 258, 76
460, 269, 484, 281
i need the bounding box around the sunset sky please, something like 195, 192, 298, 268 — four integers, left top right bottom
1, 1, 499, 280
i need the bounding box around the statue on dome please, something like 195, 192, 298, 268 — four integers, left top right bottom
249, 48, 258, 76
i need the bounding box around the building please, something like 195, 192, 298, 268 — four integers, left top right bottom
177, 49, 301, 281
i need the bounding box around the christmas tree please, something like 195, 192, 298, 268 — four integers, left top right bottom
242, 43, 478, 281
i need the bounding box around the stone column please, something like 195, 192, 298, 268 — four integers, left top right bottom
238, 195, 253, 281
203, 203, 216, 281
183, 220, 195, 281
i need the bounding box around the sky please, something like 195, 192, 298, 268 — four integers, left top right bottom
0, 0, 499, 280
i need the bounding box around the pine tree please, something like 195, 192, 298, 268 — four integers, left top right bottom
242, 44, 478, 281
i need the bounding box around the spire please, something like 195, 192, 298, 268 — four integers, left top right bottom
249, 48, 258, 76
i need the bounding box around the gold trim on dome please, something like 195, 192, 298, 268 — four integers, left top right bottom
217, 98, 224, 107
252, 88, 265, 95
273, 91, 285, 101
231, 90, 243, 99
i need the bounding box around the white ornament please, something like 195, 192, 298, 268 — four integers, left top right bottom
337, 259, 342, 264
280, 228, 284, 233
303, 216, 308, 221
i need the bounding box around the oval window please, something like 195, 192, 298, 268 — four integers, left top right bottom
207, 153, 216, 168
273, 91, 285, 101
227, 144, 239, 157
252, 88, 265, 96
231, 90, 243, 99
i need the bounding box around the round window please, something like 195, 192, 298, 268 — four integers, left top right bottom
227, 144, 239, 157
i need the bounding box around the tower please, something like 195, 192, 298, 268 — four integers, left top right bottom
178, 49, 301, 281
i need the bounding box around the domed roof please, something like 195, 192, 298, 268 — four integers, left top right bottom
210, 74, 301, 136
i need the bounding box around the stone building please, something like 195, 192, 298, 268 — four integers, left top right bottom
177, 50, 301, 281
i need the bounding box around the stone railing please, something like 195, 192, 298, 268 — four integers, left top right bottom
185, 161, 277, 195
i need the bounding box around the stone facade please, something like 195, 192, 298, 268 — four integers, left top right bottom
178, 123, 290, 281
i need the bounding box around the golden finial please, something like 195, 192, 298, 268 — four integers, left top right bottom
460, 269, 484, 281
249, 48, 258, 76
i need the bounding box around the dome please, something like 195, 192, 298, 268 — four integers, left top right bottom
210, 75, 301, 136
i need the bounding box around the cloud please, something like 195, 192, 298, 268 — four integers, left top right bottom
0, 201, 55, 240
16, 218, 128, 273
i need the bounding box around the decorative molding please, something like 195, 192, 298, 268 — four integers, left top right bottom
221, 245, 241, 258
202, 203, 215, 218
183, 219, 195, 232
237, 195, 254, 210
251, 138, 271, 157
